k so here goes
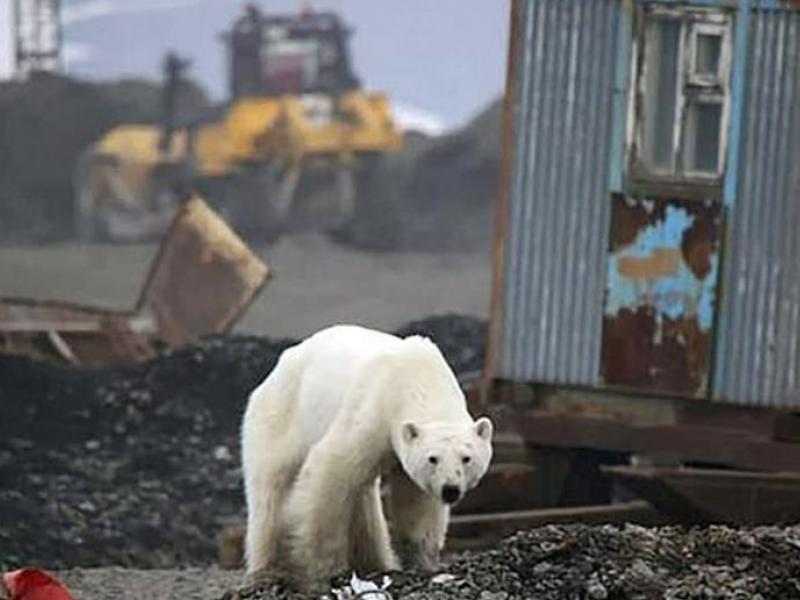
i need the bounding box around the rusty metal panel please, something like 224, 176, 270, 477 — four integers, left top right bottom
137, 195, 271, 346
601, 196, 722, 398
713, 9, 800, 407
497, 0, 620, 385
1, 196, 269, 367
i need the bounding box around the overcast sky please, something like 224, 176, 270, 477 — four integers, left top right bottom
46, 0, 510, 129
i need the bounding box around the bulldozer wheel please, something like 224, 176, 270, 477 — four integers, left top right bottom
288, 162, 358, 234
74, 156, 188, 242
326, 153, 384, 244
196, 163, 286, 243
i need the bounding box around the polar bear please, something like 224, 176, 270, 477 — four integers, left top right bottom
240, 324, 494, 587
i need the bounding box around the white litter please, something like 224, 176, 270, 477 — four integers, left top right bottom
329, 573, 393, 600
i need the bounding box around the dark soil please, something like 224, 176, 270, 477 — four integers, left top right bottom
224, 524, 800, 599
0, 314, 486, 571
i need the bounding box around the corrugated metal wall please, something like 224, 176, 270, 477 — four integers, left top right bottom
714, 9, 800, 407
498, 0, 620, 383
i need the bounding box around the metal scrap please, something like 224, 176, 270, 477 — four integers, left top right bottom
0, 195, 270, 367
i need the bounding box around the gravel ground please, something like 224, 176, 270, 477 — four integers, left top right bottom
54, 523, 800, 599
0, 315, 486, 571
56, 566, 242, 600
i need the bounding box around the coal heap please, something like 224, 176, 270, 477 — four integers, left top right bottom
339, 100, 502, 252
0, 314, 486, 570
227, 524, 800, 599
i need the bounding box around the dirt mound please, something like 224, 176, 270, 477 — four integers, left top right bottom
0, 315, 485, 570
340, 99, 502, 252
395, 314, 486, 378
228, 524, 800, 599
0, 73, 210, 241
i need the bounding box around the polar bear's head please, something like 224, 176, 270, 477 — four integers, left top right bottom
398, 417, 494, 505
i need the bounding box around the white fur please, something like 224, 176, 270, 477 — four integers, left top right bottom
240, 324, 493, 587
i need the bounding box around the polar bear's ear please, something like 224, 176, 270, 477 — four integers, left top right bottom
402, 422, 420, 443
474, 417, 494, 441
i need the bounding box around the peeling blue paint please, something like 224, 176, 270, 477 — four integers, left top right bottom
606, 204, 718, 331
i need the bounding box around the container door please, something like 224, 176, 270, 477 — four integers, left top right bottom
600, 194, 722, 398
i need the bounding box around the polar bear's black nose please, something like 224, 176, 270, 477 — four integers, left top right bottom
441, 485, 460, 504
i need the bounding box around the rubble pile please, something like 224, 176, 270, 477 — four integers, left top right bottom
0, 314, 486, 570
227, 524, 800, 599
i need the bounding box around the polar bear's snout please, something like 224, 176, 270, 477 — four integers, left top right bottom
441, 484, 461, 504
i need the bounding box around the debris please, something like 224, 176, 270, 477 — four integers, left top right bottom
330, 573, 392, 600
214, 446, 233, 462
2, 568, 74, 600
0, 196, 269, 367
226, 524, 800, 599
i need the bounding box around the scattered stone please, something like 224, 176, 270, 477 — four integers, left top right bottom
230, 524, 800, 599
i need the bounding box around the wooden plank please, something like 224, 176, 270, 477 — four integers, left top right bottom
448, 501, 664, 544
503, 411, 800, 472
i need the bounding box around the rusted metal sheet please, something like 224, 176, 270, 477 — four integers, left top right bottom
495, 0, 620, 385
605, 465, 800, 525
0, 196, 270, 367
713, 9, 800, 407
601, 195, 722, 398
137, 196, 270, 346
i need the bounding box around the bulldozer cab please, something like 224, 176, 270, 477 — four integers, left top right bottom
226, 4, 360, 99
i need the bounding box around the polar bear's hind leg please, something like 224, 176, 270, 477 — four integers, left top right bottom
349, 478, 400, 574
242, 349, 306, 580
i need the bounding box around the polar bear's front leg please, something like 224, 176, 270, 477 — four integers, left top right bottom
285, 438, 371, 586
386, 470, 449, 571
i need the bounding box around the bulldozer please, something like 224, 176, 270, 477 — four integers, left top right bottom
74, 3, 404, 241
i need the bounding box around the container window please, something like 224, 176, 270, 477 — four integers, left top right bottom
628, 8, 732, 192
684, 100, 723, 174
642, 18, 680, 171
695, 33, 722, 78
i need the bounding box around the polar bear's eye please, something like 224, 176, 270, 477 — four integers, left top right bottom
462, 456, 472, 464
428, 456, 439, 465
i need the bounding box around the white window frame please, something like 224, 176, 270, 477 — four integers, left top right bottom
626, 6, 733, 196
688, 22, 731, 87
